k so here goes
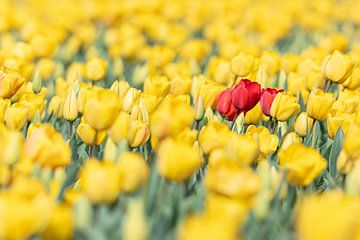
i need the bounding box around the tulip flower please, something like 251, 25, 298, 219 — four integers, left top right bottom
231, 79, 261, 113
321, 50, 355, 84
306, 89, 335, 121
216, 88, 238, 120
259, 88, 284, 116
269, 92, 300, 121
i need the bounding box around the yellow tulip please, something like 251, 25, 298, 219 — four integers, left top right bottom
205, 158, 260, 204
279, 143, 327, 186
140, 93, 161, 113
306, 88, 335, 121
86, 57, 107, 81
117, 152, 149, 193
198, 80, 225, 109
296, 191, 360, 240
48, 96, 64, 119
143, 75, 170, 97
41, 203, 74, 240
342, 65, 360, 90
0, 66, 26, 99
128, 120, 150, 147
230, 52, 256, 77
109, 111, 131, 144
157, 138, 202, 181
327, 110, 354, 139
25, 124, 71, 168
80, 159, 121, 204
110, 80, 130, 98
77, 118, 106, 146
244, 102, 265, 125
305, 69, 326, 91
280, 132, 302, 151
246, 125, 279, 158
0, 124, 24, 165
19, 92, 46, 121
122, 200, 148, 240
5, 103, 28, 131
37, 58, 55, 80
198, 122, 231, 154
321, 51, 355, 83
294, 112, 314, 137
84, 89, 120, 130
332, 90, 360, 114
343, 123, 360, 160
225, 133, 259, 165
270, 92, 300, 121
170, 74, 192, 94
122, 87, 141, 112
0, 98, 10, 123
260, 51, 281, 76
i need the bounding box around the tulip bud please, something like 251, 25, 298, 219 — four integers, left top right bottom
77, 119, 106, 146
244, 103, 265, 125
322, 51, 355, 84
109, 111, 131, 144
280, 132, 302, 151
63, 88, 78, 122
0, 98, 10, 123
47, 96, 64, 119
194, 96, 205, 121
343, 65, 360, 90
32, 70, 42, 94
110, 80, 130, 98
294, 112, 314, 137
113, 57, 124, 78
143, 76, 170, 97
306, 89, 335, 121
327, 110, 353, 139
343, 123, 360, 160
122, 88, 141, 112
132, 64, 148, 86
270, 92, 300, 121
104, 138, 117, 161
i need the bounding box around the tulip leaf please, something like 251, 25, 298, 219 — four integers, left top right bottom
329, 128, 344, 178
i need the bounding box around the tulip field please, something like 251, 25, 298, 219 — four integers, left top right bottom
2, 0, 360, 239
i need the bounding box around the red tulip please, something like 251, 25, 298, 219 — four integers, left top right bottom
260, 88, 284, 116
217, 88, 238, 120
231, 79, 261, 112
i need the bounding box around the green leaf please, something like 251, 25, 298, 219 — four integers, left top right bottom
329, 128, 344, 178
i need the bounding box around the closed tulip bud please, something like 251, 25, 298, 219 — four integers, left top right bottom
113, 58, 124, 78
343, 124, 360, 160
342, 65, 360, 90
246, 125, 279, 158
63, 88, 78, 122
157, 138, 202, 181
109, 111, 131, 144
216, 88, 238, 120
122, 87, 141, 112
270, 92, 300, 121
244, 102, 265, 125
0, 98, 10, 123
80, 159, 121, 204
230, 52, 255, 77
117, 152, 149, 192
327, 110, 354, 139
279, 143, 326, 186
128, 120, 150, 147
232, 79, 261, 113
321, 51, 355, 83
194, 96, 205, 121
280, 132, 302, 151
86, 57, 107, 81
32, 70, 42, 94
77, 118, 106, 146
306, 89, 335, 121
25, 124, 71, 168
122, 200, 148, 240
260, 88, 284, 116
48, 96, 64, 119
294, 112, 314, 137
41, 203, 74, 240
143, 75, 170, 97
84, 89, 120, 130
77, 87, 90, 114
5, 103, 28, 131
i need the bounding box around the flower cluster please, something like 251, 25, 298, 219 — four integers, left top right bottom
1, 0, 360, 240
